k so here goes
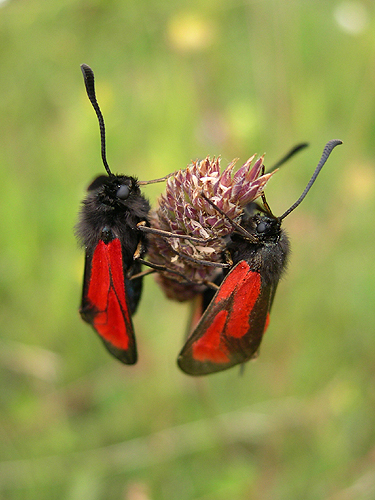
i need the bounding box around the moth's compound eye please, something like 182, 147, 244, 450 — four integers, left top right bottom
117, 184, 130, 200
256, 221, 267, 233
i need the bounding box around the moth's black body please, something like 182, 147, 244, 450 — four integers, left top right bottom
76, 174, 150, 261
76, 173, 150, 363
227, 205, 290, 287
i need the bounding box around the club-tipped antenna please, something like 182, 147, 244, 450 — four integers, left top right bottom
81, 64, 112, 176
279, 139, 342, 220
267, 142, 309, 173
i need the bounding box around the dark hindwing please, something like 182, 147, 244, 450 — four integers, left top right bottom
178, 260, 274, 375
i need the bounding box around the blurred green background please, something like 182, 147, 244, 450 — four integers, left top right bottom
0, 0, 374, 499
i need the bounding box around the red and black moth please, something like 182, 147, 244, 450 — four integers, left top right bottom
178, 139, 342, 375
76, 64, 152, 364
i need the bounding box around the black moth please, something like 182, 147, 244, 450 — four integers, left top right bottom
75, 64, 150, 364
178, 140, 342, 375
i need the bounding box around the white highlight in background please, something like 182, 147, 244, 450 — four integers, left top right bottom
334, 1, 369, 35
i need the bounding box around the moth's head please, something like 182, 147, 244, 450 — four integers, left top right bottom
241, 203, 282, 243
87, 174, 140, 207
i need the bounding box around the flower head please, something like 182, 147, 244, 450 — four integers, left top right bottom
147, 155, 274, 301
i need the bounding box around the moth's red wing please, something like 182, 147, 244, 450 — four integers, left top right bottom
178, 261, 273, 375
80, 238, 137, 364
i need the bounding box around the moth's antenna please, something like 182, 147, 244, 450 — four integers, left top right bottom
279, 139, 342, 220
80, 64, 112, 176
267, 143, 309, 173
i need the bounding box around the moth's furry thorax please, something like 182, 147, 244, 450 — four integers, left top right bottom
75, 174, 150, 251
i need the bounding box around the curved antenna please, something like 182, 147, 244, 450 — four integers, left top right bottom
267, 142, 309, 173
279, 139, 342, 220
80, 64, 112, 176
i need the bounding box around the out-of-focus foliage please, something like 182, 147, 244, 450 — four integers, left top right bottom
0, 1, 374, 499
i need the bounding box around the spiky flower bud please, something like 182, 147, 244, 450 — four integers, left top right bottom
147, 155, 273, 301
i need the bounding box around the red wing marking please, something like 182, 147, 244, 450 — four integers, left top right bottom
86, 241, 110, 311
192, 310, 230, 363
213, 261, 251, 304
224, 267, 261, 338
87, 239, 132, 350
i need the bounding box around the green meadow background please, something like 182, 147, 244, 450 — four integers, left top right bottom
1, 1, 375, 499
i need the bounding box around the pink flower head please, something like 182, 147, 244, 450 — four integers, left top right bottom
147, 155, 274, 301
